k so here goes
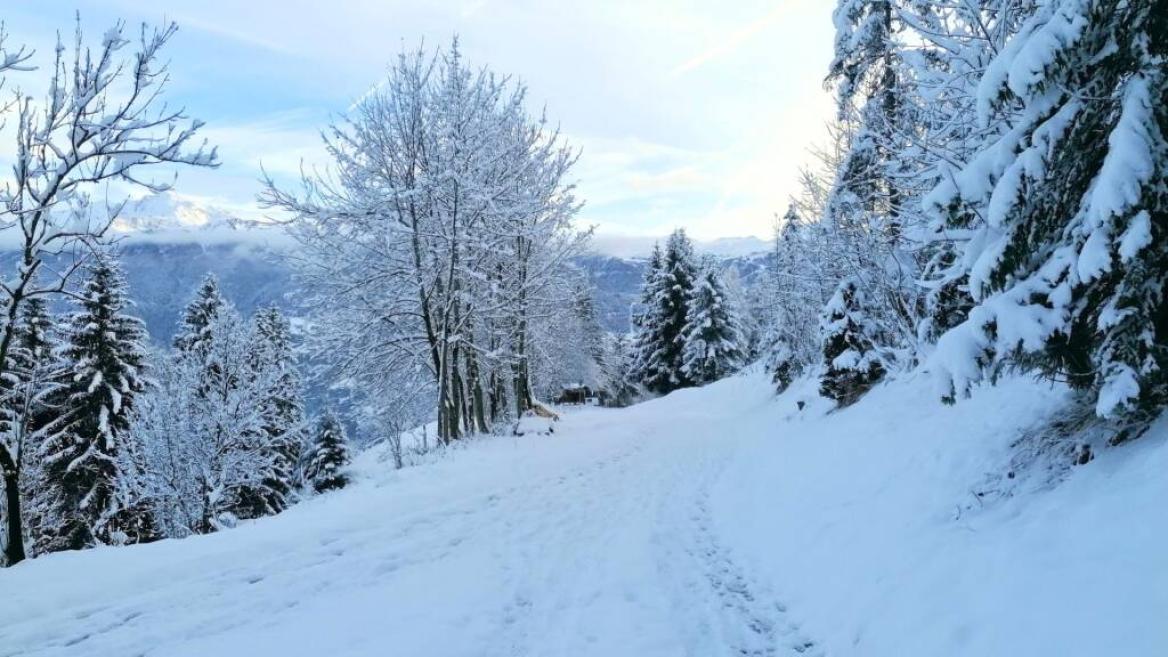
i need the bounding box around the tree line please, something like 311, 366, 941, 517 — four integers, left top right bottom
0, 19, 356, 567
751, 0, 1165, 443
0, 27, 614, 565
624, 229, 749, 396
1, 260, 351, 564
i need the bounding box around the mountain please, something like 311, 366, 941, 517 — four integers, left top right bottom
111, 191, 244, 233
117, 241, 296, 343
11, 193, 772, 341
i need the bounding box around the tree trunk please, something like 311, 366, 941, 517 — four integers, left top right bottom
465, 348, 489, 434
451, 344, 469, 436
0, 284, 29, 566
437, 343, 461, 446
1, 449, 26, 565
489, 365, 506, 424
512, 234, 533, 418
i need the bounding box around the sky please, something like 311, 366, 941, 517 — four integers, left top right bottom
3, 0, 835, 240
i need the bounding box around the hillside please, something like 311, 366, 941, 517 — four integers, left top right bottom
3, 372, 1162, 657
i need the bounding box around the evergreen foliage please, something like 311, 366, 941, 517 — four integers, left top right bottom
630, 230, 699, 394
927, 0, 1168, 435
173, 274, 226, 357
681, 263, 745, 385
819, 278, 885, 406
38, 257, 153, 550
245, 306, 305, 516
304, 412, 350, 493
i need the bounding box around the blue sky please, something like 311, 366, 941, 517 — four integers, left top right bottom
4, 0, 834, 239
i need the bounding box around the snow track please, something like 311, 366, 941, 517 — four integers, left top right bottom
3, 372, 1163, 656
1, 376, 809, 657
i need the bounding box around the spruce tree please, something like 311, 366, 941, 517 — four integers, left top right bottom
628, 245, 665, 391
1, 296, 58, 442
174, 273, 225, 357
3, 296, 63, 556
827, 0, 906, 239
929, 0, 1168, 435
304, 411, 351, 493
38, 257, 153, 550
240, 306, 305, 517
681, 264, 745, 385
630, 230, 699, 394
606, 333, 640, 407
570, 281, 609, 390
819, 278, 885, 406
164, 303, 274, 533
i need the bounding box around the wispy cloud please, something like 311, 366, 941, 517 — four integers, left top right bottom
669, 3, 796, 78
178, 15, 299, 54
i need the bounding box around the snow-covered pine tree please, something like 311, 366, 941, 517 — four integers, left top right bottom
241, 306, 306, 516
304, 411, 350, 493
718, 266, 763, 363
573, 281, 608, 384
681, 263, 745, 385
38, 257, 153, 551
136, 302, 274, 535
825, 0, 934, 363
928, 0, 1168, 436
909, 1, 1038, 344
827, 0, 905, 242
628, 244, 664, 392
819, 278, 885, 406
173, 273, 226, 357
4, 296, 63, 555
770, 340, 799, 394
630, 230, 699, 394
0, 296, 58, 445
199, 306, 279, 526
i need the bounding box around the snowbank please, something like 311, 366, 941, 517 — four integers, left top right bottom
712, 372, 1168, 657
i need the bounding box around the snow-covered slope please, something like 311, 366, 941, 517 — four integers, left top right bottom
713, 374, 1168, 657
2, 373, 1163, 656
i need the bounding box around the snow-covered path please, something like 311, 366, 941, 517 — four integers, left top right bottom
4, 372, 1165, 657
1, 375, 817, 657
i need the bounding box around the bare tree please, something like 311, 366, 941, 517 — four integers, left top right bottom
262, 40, 585, 446
0, 19, 216, 565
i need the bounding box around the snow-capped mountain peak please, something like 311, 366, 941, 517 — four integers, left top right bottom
111, 191, 242, 233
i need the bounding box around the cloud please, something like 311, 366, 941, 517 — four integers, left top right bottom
195, 109, 330, 178
1, 0, 838, 241
170, 12, 302, 55
669, 2, 798, 78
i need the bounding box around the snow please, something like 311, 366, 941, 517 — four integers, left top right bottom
1095, 363, 1141, 418
1077, 74, 1157, 283
1118, 210, 1153, 263
2, 373, 1165, 656
716, 373, 1168, 657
